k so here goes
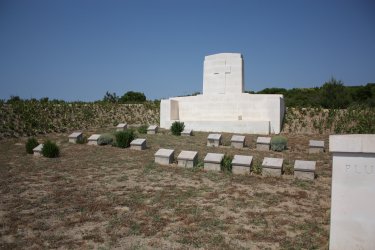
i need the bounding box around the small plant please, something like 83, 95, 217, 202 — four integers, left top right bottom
42, 140, 60, 158
76, 136, 87, 144
25, 137, 39, 154
251, 160, 262, 175
114, 130, 135, 148
271, 136, 288, 152
221, 154, 233, 172
98, 133, 114, 145
137, 125, 148, 134
170, 121, 185, 136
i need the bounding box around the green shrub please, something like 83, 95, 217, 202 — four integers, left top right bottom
98, 133, 114, 145
251, 160, 262, 175
26, 137, 39, 154
271, 136, 288, 151
137, 125, 148, 134
42, 140, 60, 158
171, 121, 185, 136
115, 130, 135, 148
221, 154, 233, 172
76, 135, 87, 144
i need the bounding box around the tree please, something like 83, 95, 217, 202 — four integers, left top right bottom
320, 78, 351, 109
120, 91, 146, 103
103, 91, 119, 103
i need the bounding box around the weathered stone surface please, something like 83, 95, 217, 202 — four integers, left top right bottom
177, 150, 198, 168
207, 133, 222, 147
231, 135, 245, 148
154, 148, 174, 165
130, 138, 146, 150
204, 153, 224, 171
33, 144, 44, 157
257, 136, 271, 151
232, 155, 253, 174
181, 129, 193, 136
87, 134, 100, 145
329, 134, 375, 250
147, 125, 158, 134
294, 160, 316, 180
116, 123, 128, 131
309, 140, 325, 153
68, 131, 83, 143
262, 157, 283, 177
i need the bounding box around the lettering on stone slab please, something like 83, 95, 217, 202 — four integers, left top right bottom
345, 164, 375, 175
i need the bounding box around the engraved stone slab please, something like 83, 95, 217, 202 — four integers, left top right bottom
177, 150, 198, 168
116, 123, 128, 131
262, 157, 283, 177
33, 144, 44, 157
207, 133, 222, 147
329, 134, 375, 250
204, 153, 224, 171
87, 134, 100, 145
257, 136, 271, 151
294, 160, 316, 180
232, 155, 253, 174
147, 125, 158, 134
68, 131, 83, 143
231, 135, 245, 148
130, 138, 146, 150
181, 129, 193, 136
309, 140, 325, 153
154, 148, 174, 165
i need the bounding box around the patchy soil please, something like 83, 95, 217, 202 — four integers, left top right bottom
0, 128, 331, 249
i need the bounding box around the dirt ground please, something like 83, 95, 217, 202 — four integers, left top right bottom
0, 128, 331, 249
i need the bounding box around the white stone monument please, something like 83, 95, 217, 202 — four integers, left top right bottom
160, 53, 285, 134
329, 134, 375, 250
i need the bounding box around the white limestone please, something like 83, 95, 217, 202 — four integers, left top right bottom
160, 53, 285, 135
68, 131, 83, 143
154, 148, 174, 165
309, 140, 325, 153
130, 138, 146, 150
116, 123, 128, 131
147, 125, 158, 134
204, 153, 224, 172
294, 160, 316, 180
232, 155, 253, 174
87, 134, 100, 145
207, 133, 222, 147
329, 134, 375, 250
262, 157, 283, 177
181, 129, 193, 136
33, 144, 43, 157
231, 135, 245, 148
257, 136, 271, 151
177, 150, 198, 168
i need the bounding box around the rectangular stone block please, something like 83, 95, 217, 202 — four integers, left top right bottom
207, 133, 222, 147
177, 150, 198, 168
231, 135, 245, 148
329, 134, 375, 250
181, 129, 193, 136
68, 131, 83, 143
130, 138, 146, 150
257, 136, 271, 151
294, 160, 316, 181
204, 153, 224, 171
232, 155, 253, 174
87, 134, 100, 145
262, 157, 283, 177
154, 148, 174, 165
147, 125, 158, 134
33, 144, 43, 157
116, 123, 128, 131
309, 140, 325, 153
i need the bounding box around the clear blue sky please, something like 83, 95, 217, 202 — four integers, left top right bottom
1, 0, 374, 101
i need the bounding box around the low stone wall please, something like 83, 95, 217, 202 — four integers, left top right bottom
0, 102, 159, 139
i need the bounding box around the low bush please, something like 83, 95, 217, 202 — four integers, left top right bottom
271, 136, 288, 151
76, 136, 87, 144
171, 121, 185, 136
221, 154, 233, 172
98, 133, 113, 145
26, 137, 39, 154
42, 140, 60, 158
115, 130, 135, 148
138, 125, 148, 134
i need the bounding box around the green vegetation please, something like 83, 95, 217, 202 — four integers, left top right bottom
271, 136, 288, 152
41, 140, 60, 158
98, 133, 114, 145
25, 137, 39, 154
221, 154, 233, 172
170, 121, 185, 136
120, 91, 146, 103
114, 130, 135, 148
137, 125, 148, 134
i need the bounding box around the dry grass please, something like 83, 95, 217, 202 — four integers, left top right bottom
0, 128, 331, 249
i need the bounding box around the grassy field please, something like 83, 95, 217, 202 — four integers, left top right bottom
0, 128, 331, 249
